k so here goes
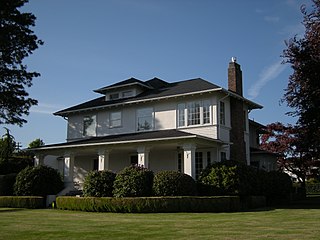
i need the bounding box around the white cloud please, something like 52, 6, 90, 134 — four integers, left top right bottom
30, 103, 65, 114
248, 61, 287, 99
264, 16, 280, 23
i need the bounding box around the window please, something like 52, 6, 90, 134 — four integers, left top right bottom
110, 93, 119, 100
83, 115, 96, 137
178, 152, 182, 172
177, 100, 211, 127
221, 152, 227, 162
122, 90, 133, 98
137, 108, 153, 131
177, 103, 185, 127
110, 111, 121, 128
130, 155, 138, 166
206, 151, 211, 166
220, 101, 225, 125
203, 100, 211, 124
187, 101, 201, 125
195, 152, 203, 180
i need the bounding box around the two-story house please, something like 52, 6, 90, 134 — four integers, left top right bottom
34, 59, 265, 191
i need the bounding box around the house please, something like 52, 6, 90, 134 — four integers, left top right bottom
34, 59, 269, 191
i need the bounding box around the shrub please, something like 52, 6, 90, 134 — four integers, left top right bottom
0, 173, 17, 196
0, 196, 44, 208
0, 156, 33, 175
153, 170, 197, 196
14, 165, 64, 196
56, 196, 242, 213
197, 161, 258, 196
261, 171, 292, 200
83, 170, 116, 197
113, 165, 154, 197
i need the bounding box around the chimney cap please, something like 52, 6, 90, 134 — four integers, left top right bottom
231, 57, 237, 63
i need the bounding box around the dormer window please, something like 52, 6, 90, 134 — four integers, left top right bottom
122, 90, 133, 98
110, 93, 119, 100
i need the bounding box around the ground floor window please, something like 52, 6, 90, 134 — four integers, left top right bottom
130, 155, 138, 166
178, 152, 182, 172
195, 152, 203, 179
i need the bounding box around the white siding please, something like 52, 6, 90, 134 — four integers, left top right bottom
180, 126, 217, 139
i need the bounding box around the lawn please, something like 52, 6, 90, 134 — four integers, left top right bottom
0, 199, 319, 240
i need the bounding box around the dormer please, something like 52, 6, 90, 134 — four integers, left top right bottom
94, 77, 169, 101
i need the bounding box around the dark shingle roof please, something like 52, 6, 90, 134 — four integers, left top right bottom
34, 129, 200, 150
54, 78, 221, 116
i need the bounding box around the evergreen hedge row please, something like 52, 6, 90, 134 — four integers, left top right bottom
56, 196, 248, 213
0, 196, 44, 208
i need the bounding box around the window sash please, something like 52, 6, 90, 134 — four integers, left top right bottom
110, 111, 121, 128
83, 115, 96, 136
220, 101, 225, 125
137, 108, 153, 131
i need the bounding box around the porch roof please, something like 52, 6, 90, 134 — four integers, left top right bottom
33, 129, 222, 151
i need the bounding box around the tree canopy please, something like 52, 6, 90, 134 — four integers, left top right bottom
282, 0, 320, 159
0, 0, 43, 126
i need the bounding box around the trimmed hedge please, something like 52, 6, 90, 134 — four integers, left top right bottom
153, 171, 197, 196
0, 196, 44, 209
306, 183, 320, 195
83, 170, 116, 197
14, 165, 64, 197
56, 196, 245, 213
113, 166, 154, 197
0, 173, 17, 196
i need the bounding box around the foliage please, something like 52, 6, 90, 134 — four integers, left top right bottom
56, 196, 243, 213
0, 173, 17, 195
112, 165, 154, 197
197, 161, 258, 196
0, 156, 33, 175
28, 138, 44, 149
83, 170, 116, 197
0, 128, 16, 162
306, 183, 320, 194
260, 122, 315, 186
0, 0, 43, 126
0, 196, 44, 208
14, 165, 64, 196
153, 170, 197, 196
282, 0, 320, 160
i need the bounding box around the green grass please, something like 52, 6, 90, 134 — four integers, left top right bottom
0, 199, 320, 240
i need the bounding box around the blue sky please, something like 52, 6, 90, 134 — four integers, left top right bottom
4, 0, 310, 148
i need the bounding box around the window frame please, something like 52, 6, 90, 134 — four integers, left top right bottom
219, 101, 226, 126
136, 107, 154, 131
109, 111, 122, 128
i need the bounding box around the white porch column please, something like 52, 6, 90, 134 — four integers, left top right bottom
137, 146, 150, 169
34, 154, 45, 166
98, 149, 110, 171
64, 153, 75, 186
183, 143, 196, 179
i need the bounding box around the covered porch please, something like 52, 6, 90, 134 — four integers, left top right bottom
33, 130, 224, 190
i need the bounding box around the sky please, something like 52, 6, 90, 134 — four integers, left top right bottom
4, 0, 311, 148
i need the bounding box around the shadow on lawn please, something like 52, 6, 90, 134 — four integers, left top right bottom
0, 208, 28, 213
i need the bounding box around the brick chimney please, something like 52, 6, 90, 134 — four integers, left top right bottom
228, 57, 243, 96
228, 57, 246, 163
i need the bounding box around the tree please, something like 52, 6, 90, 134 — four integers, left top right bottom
282, 0, 320, 160
260, 122, 315, 189
28, 138, 44, 149
0, 0, 43, 126
0, 127, 16, 162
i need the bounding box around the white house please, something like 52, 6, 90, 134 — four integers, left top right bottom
34, 59, 274, 192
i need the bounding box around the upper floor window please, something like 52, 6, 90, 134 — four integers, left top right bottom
122, 90, 133, 98
110, 111, 122, 128
137, 108, 153, 131
219, 101, 225, 125
110, 93, 119, 100
83, 115, 96, 137
177, 100, 211, 127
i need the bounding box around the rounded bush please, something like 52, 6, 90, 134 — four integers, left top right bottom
113, 165, 154, 197
260, 171, 292, 199
83, 170, 116, 197
197, 161, 258, 196
14, 165, 64, 196
153, 171, 197, 196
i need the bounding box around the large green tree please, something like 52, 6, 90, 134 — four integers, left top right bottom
282, 0, 320, 159
0, 0, 43, 126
